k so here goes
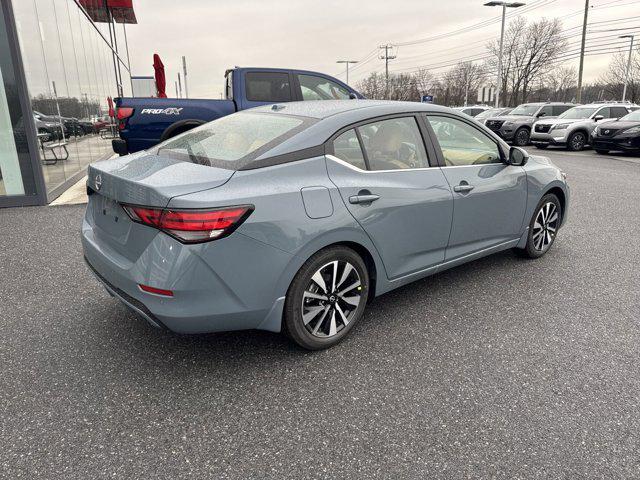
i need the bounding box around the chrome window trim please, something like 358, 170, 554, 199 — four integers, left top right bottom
325, 154, 436, 174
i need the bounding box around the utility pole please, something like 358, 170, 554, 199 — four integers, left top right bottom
177, 72, 183, 98
175, 81, 179, 98
336, 60, 359, 85
620, 35, 635, 102
379, 44, 396, 99
182, 56, 189, 99
484, 2, 525, 108
577, 0, 589, 103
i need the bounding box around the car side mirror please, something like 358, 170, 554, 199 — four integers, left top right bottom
508, 146, 529, 166
594, 115, 604, 122
349, 92, 358, 100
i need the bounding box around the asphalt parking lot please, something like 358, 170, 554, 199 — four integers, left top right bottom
1, 148, 639, 479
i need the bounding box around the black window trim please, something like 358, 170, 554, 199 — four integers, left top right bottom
423, 112, 508, 168
325, 112, 440, 171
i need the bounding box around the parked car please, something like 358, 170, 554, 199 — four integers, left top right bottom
485, 102, 576, 146
113, 67, 364, 156
452, 105, 492, 117
531, 103, 634, 151
591, 108, 640, 154
474, 107, 513, 125
83, 100, 569, 350
33, 113, 63, 142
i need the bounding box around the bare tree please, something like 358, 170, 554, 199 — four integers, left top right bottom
598, 48, 640, 103
546, 66, 577, 102
486, 18, 566, 106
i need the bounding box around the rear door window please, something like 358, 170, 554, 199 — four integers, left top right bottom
611, 106, 629, 118
245, 72, 292, 102
552, 105, 571, 116
595, 107, 611, 118
358, 117, 429, 171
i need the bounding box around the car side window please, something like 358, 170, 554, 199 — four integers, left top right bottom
427, 115, 502, 167
611, 107, 628, 118
245, 72, 292, 102
298, 74, 351, 100
358, 117, 429, 171
332, 129, 366, 170
539, 106, 553, 117
595, 107, 610, 118
553, 105, 571, 116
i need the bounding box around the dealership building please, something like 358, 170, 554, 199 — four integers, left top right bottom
0, 0, 136, 208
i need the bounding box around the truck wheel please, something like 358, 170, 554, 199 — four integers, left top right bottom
567, 131, 587, 151
514, 127, 530, 146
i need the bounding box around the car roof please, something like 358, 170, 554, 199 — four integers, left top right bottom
247, 100, 461, 163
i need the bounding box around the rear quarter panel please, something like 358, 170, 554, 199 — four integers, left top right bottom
167, 156, 386, 300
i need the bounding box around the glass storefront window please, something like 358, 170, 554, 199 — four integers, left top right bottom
0, 3, 36, 199
11, 0, 122, 198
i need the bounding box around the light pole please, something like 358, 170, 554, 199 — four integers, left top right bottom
336, 60, 359, 85
620, 34, 635, 102
484, 1, 525, 108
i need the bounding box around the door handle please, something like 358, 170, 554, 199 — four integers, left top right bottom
349, 194, 380, 204
453, 183, 475, 193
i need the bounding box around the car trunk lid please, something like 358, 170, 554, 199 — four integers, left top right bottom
87, 151, 236, 207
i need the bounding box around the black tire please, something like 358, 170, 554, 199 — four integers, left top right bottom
567, 131, 587, 151
38, 128, 52, 142
595, 149, 609, 155
513, 127, 530, 146
284, 246, 369, 350
517, 193, 562, 259
534, 144, 549, 150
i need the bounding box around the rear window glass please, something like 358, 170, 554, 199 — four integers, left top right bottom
156, 112, 313, 169
246, 72, 291, 102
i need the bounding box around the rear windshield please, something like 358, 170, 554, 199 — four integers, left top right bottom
156, 111, 314, 169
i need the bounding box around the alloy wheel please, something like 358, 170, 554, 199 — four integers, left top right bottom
515, 129, 530, 146
301, 260, 363, 338
570, 133, 585, 151
532, 202, 559, 252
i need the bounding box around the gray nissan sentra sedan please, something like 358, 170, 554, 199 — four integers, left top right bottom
83, 100, 569, 350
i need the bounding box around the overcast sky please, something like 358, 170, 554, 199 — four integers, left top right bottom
123, 0, 639, 98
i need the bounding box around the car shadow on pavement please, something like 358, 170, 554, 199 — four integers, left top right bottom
94, 247, 531, 372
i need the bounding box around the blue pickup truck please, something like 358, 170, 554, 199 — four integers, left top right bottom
113, 67, 363, 155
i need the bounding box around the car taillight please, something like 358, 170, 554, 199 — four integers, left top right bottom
121, 204, 253, 243
117, 107, 134, 130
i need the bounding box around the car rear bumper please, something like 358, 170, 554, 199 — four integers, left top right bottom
81, 204, 293, 334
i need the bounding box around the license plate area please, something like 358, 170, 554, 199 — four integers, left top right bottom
92, 194, 131, 240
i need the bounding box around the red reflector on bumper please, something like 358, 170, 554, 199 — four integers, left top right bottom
138, 284, 174, 297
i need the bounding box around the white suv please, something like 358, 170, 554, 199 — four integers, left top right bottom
531, 103, 634, 151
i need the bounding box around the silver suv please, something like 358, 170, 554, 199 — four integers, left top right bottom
531, 103, 634, 151
485, 102, 576, 146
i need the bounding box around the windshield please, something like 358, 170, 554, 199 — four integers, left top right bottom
620, 110, 640, 122
476, 108, 509, 120
509, 104, 541, 116
156, 112, 313, 169
559, 106, 599, 119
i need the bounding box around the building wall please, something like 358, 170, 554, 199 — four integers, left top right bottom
0, 0, 131, 206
